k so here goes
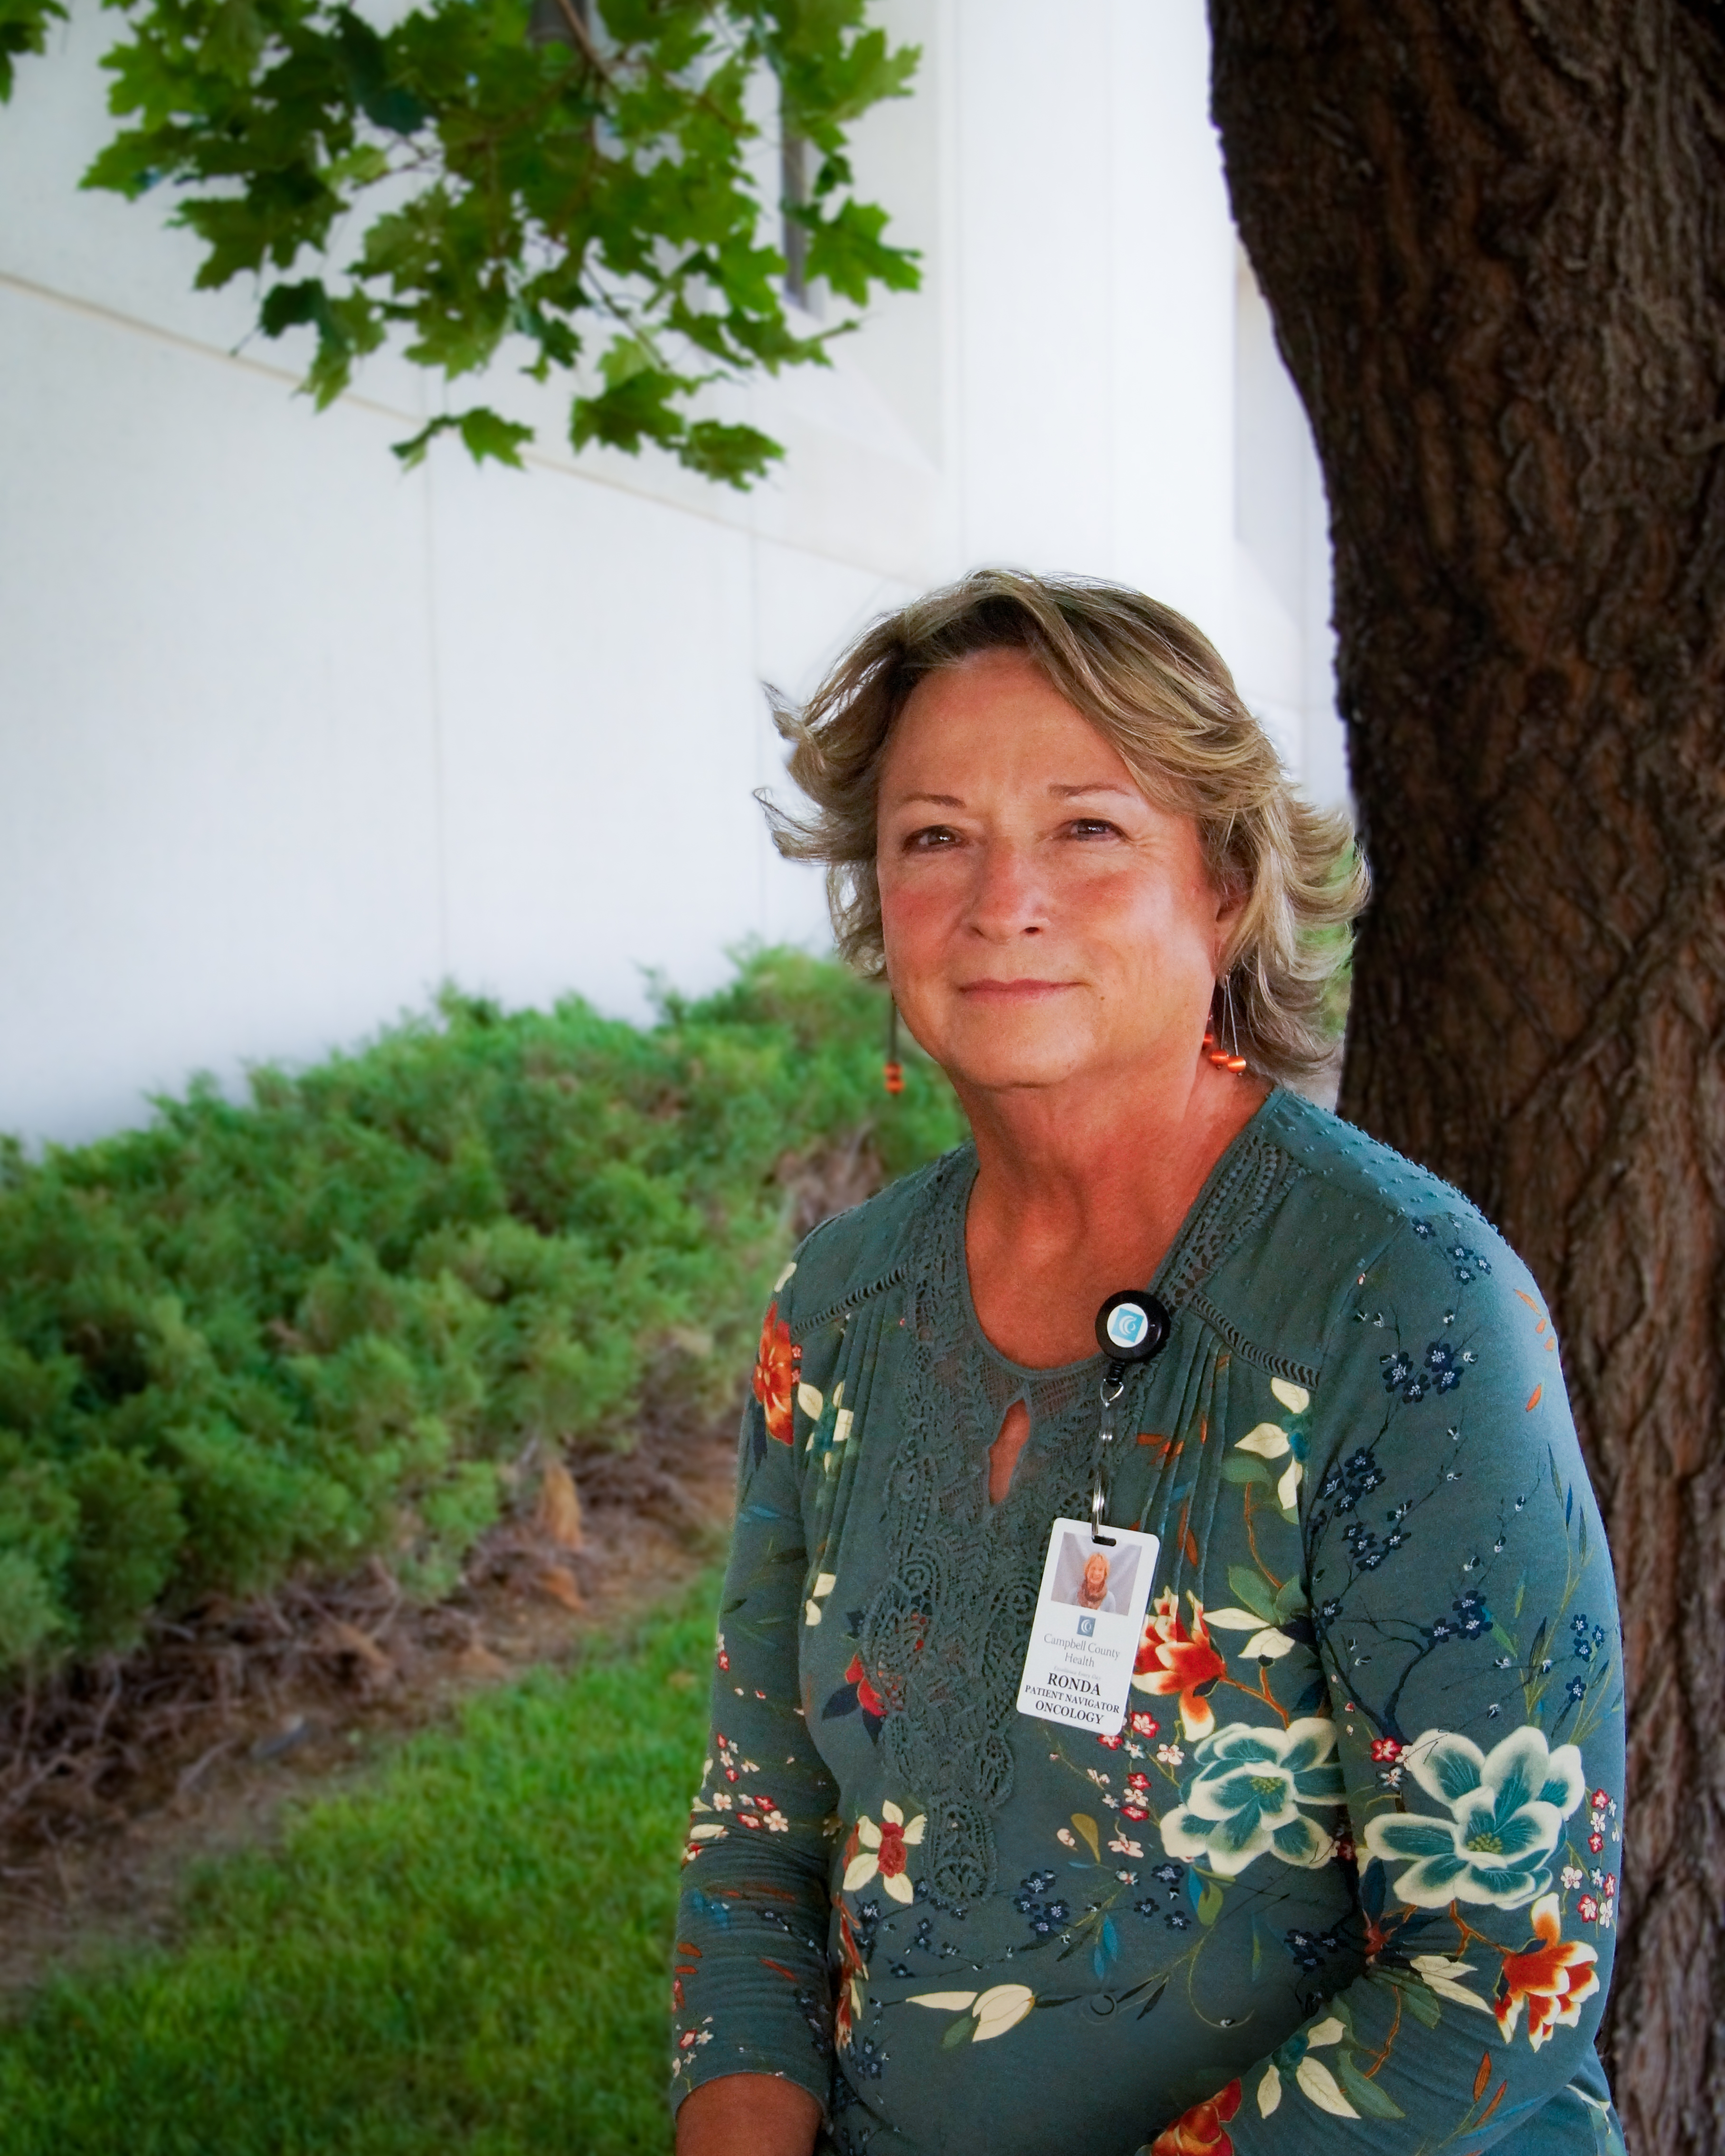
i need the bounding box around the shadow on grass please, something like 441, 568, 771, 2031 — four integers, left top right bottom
0, 1572, 725, 2156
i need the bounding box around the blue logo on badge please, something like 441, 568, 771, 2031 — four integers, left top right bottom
1107, 1305, 1147, 1347
1077, 1614, 1096, 1638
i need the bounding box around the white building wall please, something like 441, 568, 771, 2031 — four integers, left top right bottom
0, 0, 1343, 1146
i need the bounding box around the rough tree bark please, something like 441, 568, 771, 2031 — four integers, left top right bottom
1208, 6, 1725, 2150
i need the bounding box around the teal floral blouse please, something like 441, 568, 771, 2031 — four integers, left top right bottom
671, 1090, 1624, 2156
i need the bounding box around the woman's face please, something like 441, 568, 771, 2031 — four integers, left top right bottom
876, 651, 1237, 1100
1083, 1553, 1110, 1593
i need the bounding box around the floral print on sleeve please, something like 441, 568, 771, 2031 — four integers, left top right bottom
1160, 1214, 1625, 2156
671, 1260, 841, 2115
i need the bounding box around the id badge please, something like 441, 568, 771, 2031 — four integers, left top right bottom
1016, 1518, 1160, 1736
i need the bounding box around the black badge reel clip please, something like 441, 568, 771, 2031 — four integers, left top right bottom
1088, 1291, 1172, 1542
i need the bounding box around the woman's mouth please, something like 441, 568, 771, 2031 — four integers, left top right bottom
957, 979, 1076, 1001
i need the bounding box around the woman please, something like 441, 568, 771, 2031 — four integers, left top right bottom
672, 573, 1624, 2156
1074, 1549, 1115, 1613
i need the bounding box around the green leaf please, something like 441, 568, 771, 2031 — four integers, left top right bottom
1227, 1565, 1278, 1622
803, 194, 919, 306
1221, 1455, 1270, 1487
331, 7, 429, 135
1335, 2052, 1406, 2119
1399, 1979, 1442, 2029
1196, 1878, 1224, 1927
678, 419, 782, 489
43, 0, 922, 489
0, 0, 68, 104
455, 407, 534, 469
1273, 1574, 1309, 1619
324, 143, 391, 189
204, 0, 266, 85
940, 2013, 973, 2048
1070, 1813, 1100, 1863
572, 367, 689, 455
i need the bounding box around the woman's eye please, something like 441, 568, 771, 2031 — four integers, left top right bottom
1066, 818, 1121, 840
904, 825, 959, 850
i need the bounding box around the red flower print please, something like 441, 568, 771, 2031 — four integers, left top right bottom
1577, 1894, 1599, 1922
1370, 1737, 1403, 1762
1588, 1831, 1604, 1853
1127, 1771, 1151, 1791
751, 1302, 799, 1444
1133, 1589, 1226, 1740
834, 1902, 868, 2049
1098, 1730, 1125, 1749
1591, 1787, 1609, 1809
844, 1802, 925, 1905
1120, 1803, 1151, 1823
1130, 1711, 1158, 1737
1493, 1892, 1601, 2051
844, 1653, 887, 1721
1151, 2078, 1242, 2156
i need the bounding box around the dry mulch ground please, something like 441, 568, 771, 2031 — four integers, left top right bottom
0, 1419, 736, 1998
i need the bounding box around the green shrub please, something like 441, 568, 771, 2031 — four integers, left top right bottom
0, 950, 964, 1675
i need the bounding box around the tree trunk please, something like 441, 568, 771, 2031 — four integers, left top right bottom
1207, 6, 1725, 2150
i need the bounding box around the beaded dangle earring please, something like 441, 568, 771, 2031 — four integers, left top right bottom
883, 998, 905, 1096
1204, 983, 1228, 1068
1222, 977, 1248, 1073
1204, 979, 1248, 1075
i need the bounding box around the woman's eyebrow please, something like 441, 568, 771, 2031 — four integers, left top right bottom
1050, 782, 1138, 799
888, 790, 967, 809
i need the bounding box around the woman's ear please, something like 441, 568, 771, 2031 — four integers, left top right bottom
1209, 871, 1249, 974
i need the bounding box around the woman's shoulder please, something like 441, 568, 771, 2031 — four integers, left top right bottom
1198, 1090, 1539, 1384
777, 1143, 972, 1337
1253, 1088, 1485, 1229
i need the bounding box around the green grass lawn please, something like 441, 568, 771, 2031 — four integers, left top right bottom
0, 1575, 721, 2155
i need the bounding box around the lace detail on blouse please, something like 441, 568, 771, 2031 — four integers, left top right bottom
1156, 1126, 1300, 1307
857, 1127, 1301, 1907
860, 1155, 1100, 1906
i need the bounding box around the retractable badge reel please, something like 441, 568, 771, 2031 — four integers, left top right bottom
1014, 1290, 1173, 1737
1090, 1290, 1172, 1540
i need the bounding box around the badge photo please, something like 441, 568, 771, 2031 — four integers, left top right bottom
1016, 1517, 1161, 1736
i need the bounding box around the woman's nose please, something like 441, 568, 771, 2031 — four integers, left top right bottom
965, 839, 1046, 939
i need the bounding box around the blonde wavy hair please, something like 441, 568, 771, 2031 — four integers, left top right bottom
760, 569, 1367, 1086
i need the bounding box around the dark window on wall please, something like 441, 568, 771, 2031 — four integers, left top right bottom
782, 126, 815, 312
528, 0, 589, 51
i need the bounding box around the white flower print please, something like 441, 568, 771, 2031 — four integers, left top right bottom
843, 1799, 926, 1905
1160, 1717, 1346, 1877
1256, 2014, 1353, 2118
1204, 1607, 1299, 1659
1233, 1379, 1311, 1513
907, 1984, 1035, 2043
1409, 1953, 1494, 2013
1363, 1724, 1585, 1910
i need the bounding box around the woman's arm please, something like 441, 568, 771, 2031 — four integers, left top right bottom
1151, 1213, 1624, 2154
676, 2072, 824, 2156
670, 1277, 841, 2128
